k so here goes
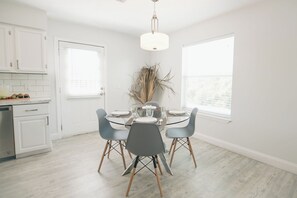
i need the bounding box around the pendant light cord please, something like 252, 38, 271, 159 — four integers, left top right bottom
151, 0, 159, 34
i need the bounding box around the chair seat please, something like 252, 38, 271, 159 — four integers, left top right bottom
105, 129, 129, 141
166, 127, 191, 138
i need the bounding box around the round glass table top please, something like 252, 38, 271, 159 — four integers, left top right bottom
105, 110, 190, 126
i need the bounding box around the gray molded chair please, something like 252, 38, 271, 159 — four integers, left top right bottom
166, 108, 198, 168
125, 123, 165, 197
96, 109, 131, 172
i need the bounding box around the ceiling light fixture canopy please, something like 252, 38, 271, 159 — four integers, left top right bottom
140, 0, 169, 51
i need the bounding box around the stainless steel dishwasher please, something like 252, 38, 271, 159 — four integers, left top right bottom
0, 105, 15, 161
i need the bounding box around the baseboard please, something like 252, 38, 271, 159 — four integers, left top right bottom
51, 130, 98, 141
51, 133, 61, 140
62, 130, 97, 138
194, 133, 297, 175
16, 148, 52, 159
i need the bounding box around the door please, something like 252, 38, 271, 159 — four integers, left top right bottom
58, 41, 105, 137
14, 115, 50, 154
14, 27, 47, 73
0, 24, 13, 71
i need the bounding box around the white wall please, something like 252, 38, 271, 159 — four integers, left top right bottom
0, 0, 47, 30
152, 0, 297, 171
47, 19, 150, 139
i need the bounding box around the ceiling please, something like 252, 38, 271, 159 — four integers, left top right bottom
11, 0, 266, 36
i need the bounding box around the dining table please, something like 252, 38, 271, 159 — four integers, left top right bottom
105, 108, 190, 176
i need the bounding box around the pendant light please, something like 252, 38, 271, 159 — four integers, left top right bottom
140, 0, 169, 51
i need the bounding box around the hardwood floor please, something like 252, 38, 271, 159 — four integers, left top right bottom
0, 132, 297, 198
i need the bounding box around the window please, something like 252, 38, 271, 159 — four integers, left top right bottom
182, 36, 234, 118
61, 42, 104, 97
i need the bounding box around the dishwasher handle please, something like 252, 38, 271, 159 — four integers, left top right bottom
0, 106, 12, 112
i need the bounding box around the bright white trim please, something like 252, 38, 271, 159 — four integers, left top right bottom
183, 106, 231, 123
61, 130, 97, 138
197, 111, 232, 123
194, 133, 297, 175
54, 37, 107, 139
181, 35, 234, 119
54, 37, 62, 140
182, 33, 234, 48
16, 148, 52, 158
51, 133, 61, 140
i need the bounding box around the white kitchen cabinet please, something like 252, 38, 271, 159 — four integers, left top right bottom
0, 24, 13, 72
0, 23, 47, 74
15, 27, 47, 73
13, 103, 51, 156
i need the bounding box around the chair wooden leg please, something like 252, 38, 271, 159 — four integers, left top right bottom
126, 167, 136, 197
168, 139, 175, 155
126, 156, 139, 197
156, 155, 163, 175
155, 168, 163, 197
153, 156, 163, 197
98, 140, 109, 172
107, 140, 112, 159
124, 141, 133, 159
187, 137, 197, 168
169, 138, 178, 167
119, 140, 127, 170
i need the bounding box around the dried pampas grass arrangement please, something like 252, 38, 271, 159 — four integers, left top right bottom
129, 64, 174, 104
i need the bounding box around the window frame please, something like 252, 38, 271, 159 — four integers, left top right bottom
181, 34, 235, 121
59, 41, 105, 99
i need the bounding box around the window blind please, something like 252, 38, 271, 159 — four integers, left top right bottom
182, 36, 234, 117
63, 45, 104, 97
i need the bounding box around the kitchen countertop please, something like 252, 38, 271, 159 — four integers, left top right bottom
0, 98, 51, 106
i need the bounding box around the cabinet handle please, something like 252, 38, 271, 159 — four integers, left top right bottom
25, 109, 38, 112
16, 59, 19, 69
47, 116, 49, 126
10, 62, 13, 67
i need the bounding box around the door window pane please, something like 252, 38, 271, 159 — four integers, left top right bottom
65, 47, 103, 97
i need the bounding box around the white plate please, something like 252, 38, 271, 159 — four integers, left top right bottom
111, 111, 130, 116
134, 117, 158, 123
168, 110, 186, 115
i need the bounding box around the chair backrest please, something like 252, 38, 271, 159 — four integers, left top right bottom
144, 101, 160, 107
186, 108, 198, 136
96, 109, 114, 139
126, 123, 165, 156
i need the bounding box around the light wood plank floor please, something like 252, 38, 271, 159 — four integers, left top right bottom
0, 132, 297, 198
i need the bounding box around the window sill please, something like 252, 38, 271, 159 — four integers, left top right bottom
197, 111, 232, 124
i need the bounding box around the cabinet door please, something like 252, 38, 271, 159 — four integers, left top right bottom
14, 115, 50, 154
15, 27, 47, 73
0, 24, 13, 71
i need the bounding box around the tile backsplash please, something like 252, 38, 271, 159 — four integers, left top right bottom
0, 73, 50, 98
